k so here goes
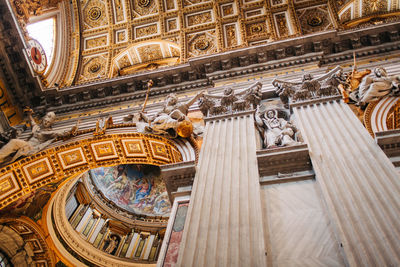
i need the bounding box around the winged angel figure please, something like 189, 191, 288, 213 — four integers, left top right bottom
272, 66, 346, 108
198, 82, 263, 117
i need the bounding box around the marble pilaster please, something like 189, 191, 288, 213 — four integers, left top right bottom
176, 111, 266, 267
293, 98, 400, 266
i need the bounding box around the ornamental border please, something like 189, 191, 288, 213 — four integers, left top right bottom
0, 133, 182, 209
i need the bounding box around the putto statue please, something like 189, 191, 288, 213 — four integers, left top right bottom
0, 108, 78, 164
198, 82, 263, 117
139, 92, 204, 138
272, 66, 346, 107
255, 108, 300, 149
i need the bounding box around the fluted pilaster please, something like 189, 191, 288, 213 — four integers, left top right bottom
293, 99, 400, 266
176, 112, 266, 267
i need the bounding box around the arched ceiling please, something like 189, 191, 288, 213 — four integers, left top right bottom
5, 0, 400, 90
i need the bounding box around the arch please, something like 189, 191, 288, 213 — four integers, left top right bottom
364, 96, 400, 135
0, 217, 56, 266
48, 174, 163, 266
109, 40, 181, 77
0, 133, 182, 209
333, 0, 400, 27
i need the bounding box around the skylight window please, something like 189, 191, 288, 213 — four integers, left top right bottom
26, 18, 55, 67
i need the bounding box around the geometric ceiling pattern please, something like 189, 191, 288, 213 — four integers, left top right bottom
9, 0, 400, 86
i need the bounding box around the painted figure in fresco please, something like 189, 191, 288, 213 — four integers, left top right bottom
358, 67, 400, 105
0, 108, 78, 164
133, 179, 152, 207
255, 108, 299, 149
90, 164, 171, 216
139, 91, 204, 138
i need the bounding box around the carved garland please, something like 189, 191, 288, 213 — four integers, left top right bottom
0, 133, 182, 209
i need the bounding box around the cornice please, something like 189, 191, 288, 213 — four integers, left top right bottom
2, 11, 400, 115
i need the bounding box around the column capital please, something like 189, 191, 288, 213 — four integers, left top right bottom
290, 95, 342, 109
204, 109, 255, 123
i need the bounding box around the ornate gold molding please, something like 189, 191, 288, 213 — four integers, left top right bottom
0, 133, 182, 210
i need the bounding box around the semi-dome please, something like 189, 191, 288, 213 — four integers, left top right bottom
89, 164, 171, 217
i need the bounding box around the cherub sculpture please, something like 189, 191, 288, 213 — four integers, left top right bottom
0, 108, 78, 164
272, 66, 344, 107
254, 108, 300, 149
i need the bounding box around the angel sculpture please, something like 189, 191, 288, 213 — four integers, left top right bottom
139, 92, 204, 138
272, 66, 345, 107
198, 82, 263, 117
254, 108, 300, 149
0, 108, 79, 164
357, 67, 400, 105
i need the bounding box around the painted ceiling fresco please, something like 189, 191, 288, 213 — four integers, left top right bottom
90, 164, 171, 216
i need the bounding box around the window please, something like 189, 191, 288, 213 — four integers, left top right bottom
26, 18, 56, 67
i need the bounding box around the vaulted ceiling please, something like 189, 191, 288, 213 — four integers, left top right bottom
8, 0, 400, 88
0, 0, 399, 117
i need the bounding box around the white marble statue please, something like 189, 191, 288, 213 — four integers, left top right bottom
358, 67, 400, 104
255, 108, 299, 149
139, 92, 204, 138
0, 109, 78, 164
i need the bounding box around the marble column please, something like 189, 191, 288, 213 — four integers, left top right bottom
292, 96, 400, 266
176, 111, 266, 267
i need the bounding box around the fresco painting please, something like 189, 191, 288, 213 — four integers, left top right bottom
90, 164, 171, 216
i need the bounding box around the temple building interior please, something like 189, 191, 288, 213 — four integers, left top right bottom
0, 0, 400, 266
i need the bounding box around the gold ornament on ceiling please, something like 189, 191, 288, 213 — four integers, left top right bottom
88, 7, 102, 21
194, 39, 210, 51
308, 16, 323, 27
188, 31, 216, 57
89, 62, 101, 73
133, 0, 157, 16
138, 0, 151, 8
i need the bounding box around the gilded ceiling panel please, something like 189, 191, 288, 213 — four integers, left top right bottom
185, 10, 214, 27
274, 12, 291, 38
362, 0, 388, 15
12, 0, 400, 87
164, 0, 177, 11
296, 5, 333, 35
271, 0, 286, 5
79, 54, 109, 82
187, 30, 217, 57
112, 0, 127, 23
245, 21, 271, 42
184, 0, 210, 7
84, 34, 109, 50
336, 0, 352, 10
220, 3, 237, 17
132, 0, 158, 17
82, 0, 109, 30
